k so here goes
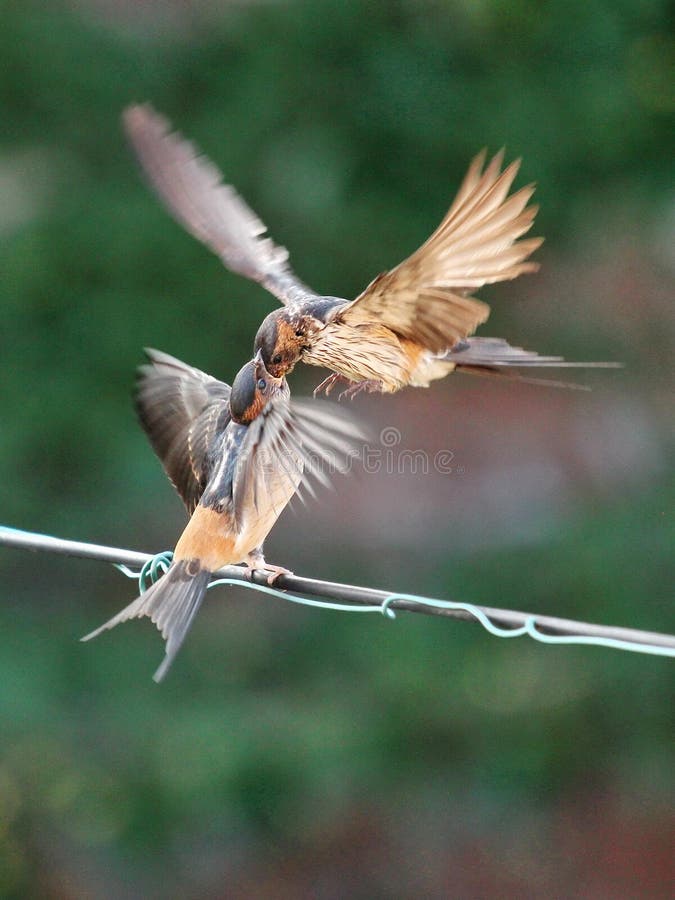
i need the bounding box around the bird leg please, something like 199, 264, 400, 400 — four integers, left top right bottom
313, 372, 350, 397
243, 548, 293, 585
339, 378, 384, 400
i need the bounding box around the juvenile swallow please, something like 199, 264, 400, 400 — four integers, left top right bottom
123, 104, 618, 397
82, 348, 363, 681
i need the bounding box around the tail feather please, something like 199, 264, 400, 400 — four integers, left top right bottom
441, 336, 621, 389
446, 337, 622, 368
82, 559, 211, 682
455, 364, 592, 391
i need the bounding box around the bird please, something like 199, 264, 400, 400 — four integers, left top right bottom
82, 348, 364, 681
122, 103, 619, 398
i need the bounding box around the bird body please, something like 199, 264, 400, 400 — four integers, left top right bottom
254, 295, 472, 392
123, 104, 618, 395
301, 316, 394, 384
83, 349, 362, 680
304, 321, 425, 392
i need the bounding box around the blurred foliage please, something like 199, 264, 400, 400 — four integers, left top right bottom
0, 0, 673, 896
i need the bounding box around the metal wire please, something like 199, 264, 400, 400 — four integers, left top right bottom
2, 525, 674, 656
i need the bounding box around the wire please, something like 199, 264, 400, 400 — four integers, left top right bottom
1, 525, 674, 657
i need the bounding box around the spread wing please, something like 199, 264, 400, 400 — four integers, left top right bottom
123, 104, 318, 307
232, 396, 367, 525
135, 348, 232, 513
339, 150, 543, 352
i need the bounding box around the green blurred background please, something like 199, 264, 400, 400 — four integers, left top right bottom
1, 0, 673, 896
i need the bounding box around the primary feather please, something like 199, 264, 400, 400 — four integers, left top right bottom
340, 150, 542, 352
135, 348, 232, 513
123, 104, 316, 306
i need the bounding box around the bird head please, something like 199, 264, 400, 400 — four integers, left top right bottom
254, 308, 313, 378
229, 350, 288, 424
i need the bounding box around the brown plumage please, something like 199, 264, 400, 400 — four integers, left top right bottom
123, 104, 619, 396
82, 349, 364, 681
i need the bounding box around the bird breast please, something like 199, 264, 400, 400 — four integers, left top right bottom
304, 322, 420, 392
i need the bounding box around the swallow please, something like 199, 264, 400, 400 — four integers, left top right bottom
123, 104, 619, 397
82, 348, 363, 681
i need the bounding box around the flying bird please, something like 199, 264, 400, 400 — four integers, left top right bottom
82, 349, 363, 681
123, 104, 618, 397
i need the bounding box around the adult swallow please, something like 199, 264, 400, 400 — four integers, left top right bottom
82, 349, 363, 681
123, 104, 619, 397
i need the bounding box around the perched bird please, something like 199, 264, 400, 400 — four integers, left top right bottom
82, 349, 363, 681
123, 104, 618, 396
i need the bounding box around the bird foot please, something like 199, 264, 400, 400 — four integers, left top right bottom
313, 373, 350, 397
339, 379, 384, 400
243, 561, 293, 586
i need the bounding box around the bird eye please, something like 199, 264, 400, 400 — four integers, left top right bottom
272, 354, 282, 365
295, 329, 304, 338
257, 378, 267, 390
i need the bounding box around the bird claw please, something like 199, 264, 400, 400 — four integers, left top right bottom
338, 379, 384, 400
313, 373, 349, 397
261, 564, 293, 586
242, 561, 293, 586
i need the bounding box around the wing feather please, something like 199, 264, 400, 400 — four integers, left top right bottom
340, 151, 542, 352
232, 396, 367, 523
135, 348, 232, 513
123, 104, 317, 306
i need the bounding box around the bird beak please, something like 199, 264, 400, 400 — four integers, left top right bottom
254, 348, 264, 365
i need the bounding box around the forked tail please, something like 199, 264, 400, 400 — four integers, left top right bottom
82, 559, 211, 682
446, 337, 622, 389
